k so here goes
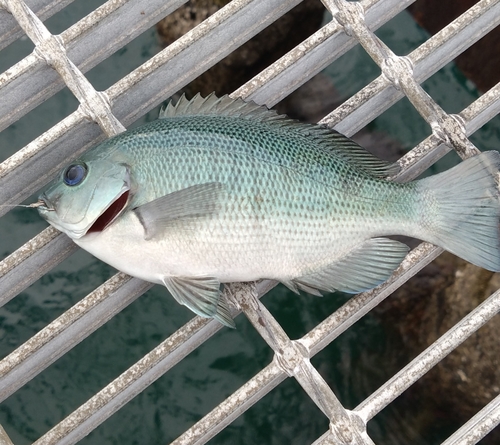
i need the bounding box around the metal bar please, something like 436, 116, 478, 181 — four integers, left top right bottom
1, 1, 500, 444
227, 282, 374, 444
2, 0, 125, 136
441, 393, 500, 445
355, 289, 500, 422
312, 289, 500, 445
323, 0, 500, 136
33, 316, 221, 445
0, 0, 303, 216
0, 0, 310, 312
165, 82, 500, 445
0, 273, 152, 402
0, 424, 14, 445
0, 0, 189, 133
105, 0, 302, 126
172, 362, 286, 445
1, 4, 498, 440
0, 227, 77, 308
0, 109, 104, 215
395, 81, 500, 183
325, 0, 480, 158
234, 0, 415, 106
4, 0, 489, 311
169, 244, 441, 445
30, 281, 276, 445
0, 0, 75, 51
301, 243, 442, 356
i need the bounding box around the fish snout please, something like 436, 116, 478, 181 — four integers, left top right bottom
34, 194, 55, 212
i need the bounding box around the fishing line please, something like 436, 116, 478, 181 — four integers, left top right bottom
0, 202, 53, 210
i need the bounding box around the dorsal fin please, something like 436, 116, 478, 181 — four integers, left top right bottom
159, 93, 400, 178
159, 92, 278, 121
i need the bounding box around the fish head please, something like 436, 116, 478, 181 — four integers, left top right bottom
37, 158, 132, 239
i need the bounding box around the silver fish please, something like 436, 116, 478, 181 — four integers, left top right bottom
37, 93, 500, 327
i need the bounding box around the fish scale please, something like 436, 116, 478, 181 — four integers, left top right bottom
37, 93, 500, 327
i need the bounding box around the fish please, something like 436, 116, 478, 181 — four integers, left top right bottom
37, 93, 500, 328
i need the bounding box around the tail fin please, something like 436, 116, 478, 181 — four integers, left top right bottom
418, 151, 500, 271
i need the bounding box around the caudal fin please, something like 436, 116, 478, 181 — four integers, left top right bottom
418, 151, 500, 271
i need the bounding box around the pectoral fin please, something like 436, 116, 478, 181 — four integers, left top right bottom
288, 238, 409, 295
161, 275, 235, 328
133, 182, 225, 240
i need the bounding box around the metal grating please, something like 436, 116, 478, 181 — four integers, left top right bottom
0, 0, 500, 443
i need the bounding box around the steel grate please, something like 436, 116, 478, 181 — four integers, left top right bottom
1, 0, 500, 444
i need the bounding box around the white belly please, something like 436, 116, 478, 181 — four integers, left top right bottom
73, 210, 357, 285
74, 211, 282, 284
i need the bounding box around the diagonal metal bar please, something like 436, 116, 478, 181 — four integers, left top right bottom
1, 1, 500, 444
2, 0, 125, 135
0, 0, 303, 216
324, 0, 480, 158
3, 0, 497, 311
172, 361, 286, 445
0, 226, 77, 308
0, 0, 189, 132
30, 281, 275, 445
355, 289, 500, 422
0, 0, 75, 51
393, 81, 500, 183
0, 424, 14, 445
234, 0, 414, 106
323, 0, 500, 136
171, 243, 442, 444
0, 273, 153, 402
441, 393, 500, 445
227, 282, 375, 444
0, 8, 498, 438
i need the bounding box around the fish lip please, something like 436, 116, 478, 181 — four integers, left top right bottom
36, 194, 55, 213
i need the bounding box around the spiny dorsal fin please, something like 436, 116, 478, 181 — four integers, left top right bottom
159, 92, 278, 121
160, 93, 400, 178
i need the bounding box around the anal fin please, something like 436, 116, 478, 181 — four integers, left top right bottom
288, 238, 409, 295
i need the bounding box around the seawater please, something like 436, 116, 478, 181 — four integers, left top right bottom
1, 4, 499, 444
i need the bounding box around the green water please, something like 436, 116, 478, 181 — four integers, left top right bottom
1, 3, 500, 444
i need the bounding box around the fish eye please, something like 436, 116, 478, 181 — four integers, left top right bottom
63, 162, 87, 186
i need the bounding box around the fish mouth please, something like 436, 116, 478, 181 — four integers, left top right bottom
35, 194, 55, 214
87, 188, 130, 234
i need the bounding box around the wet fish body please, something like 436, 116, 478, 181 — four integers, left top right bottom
38, 94, 500, 327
